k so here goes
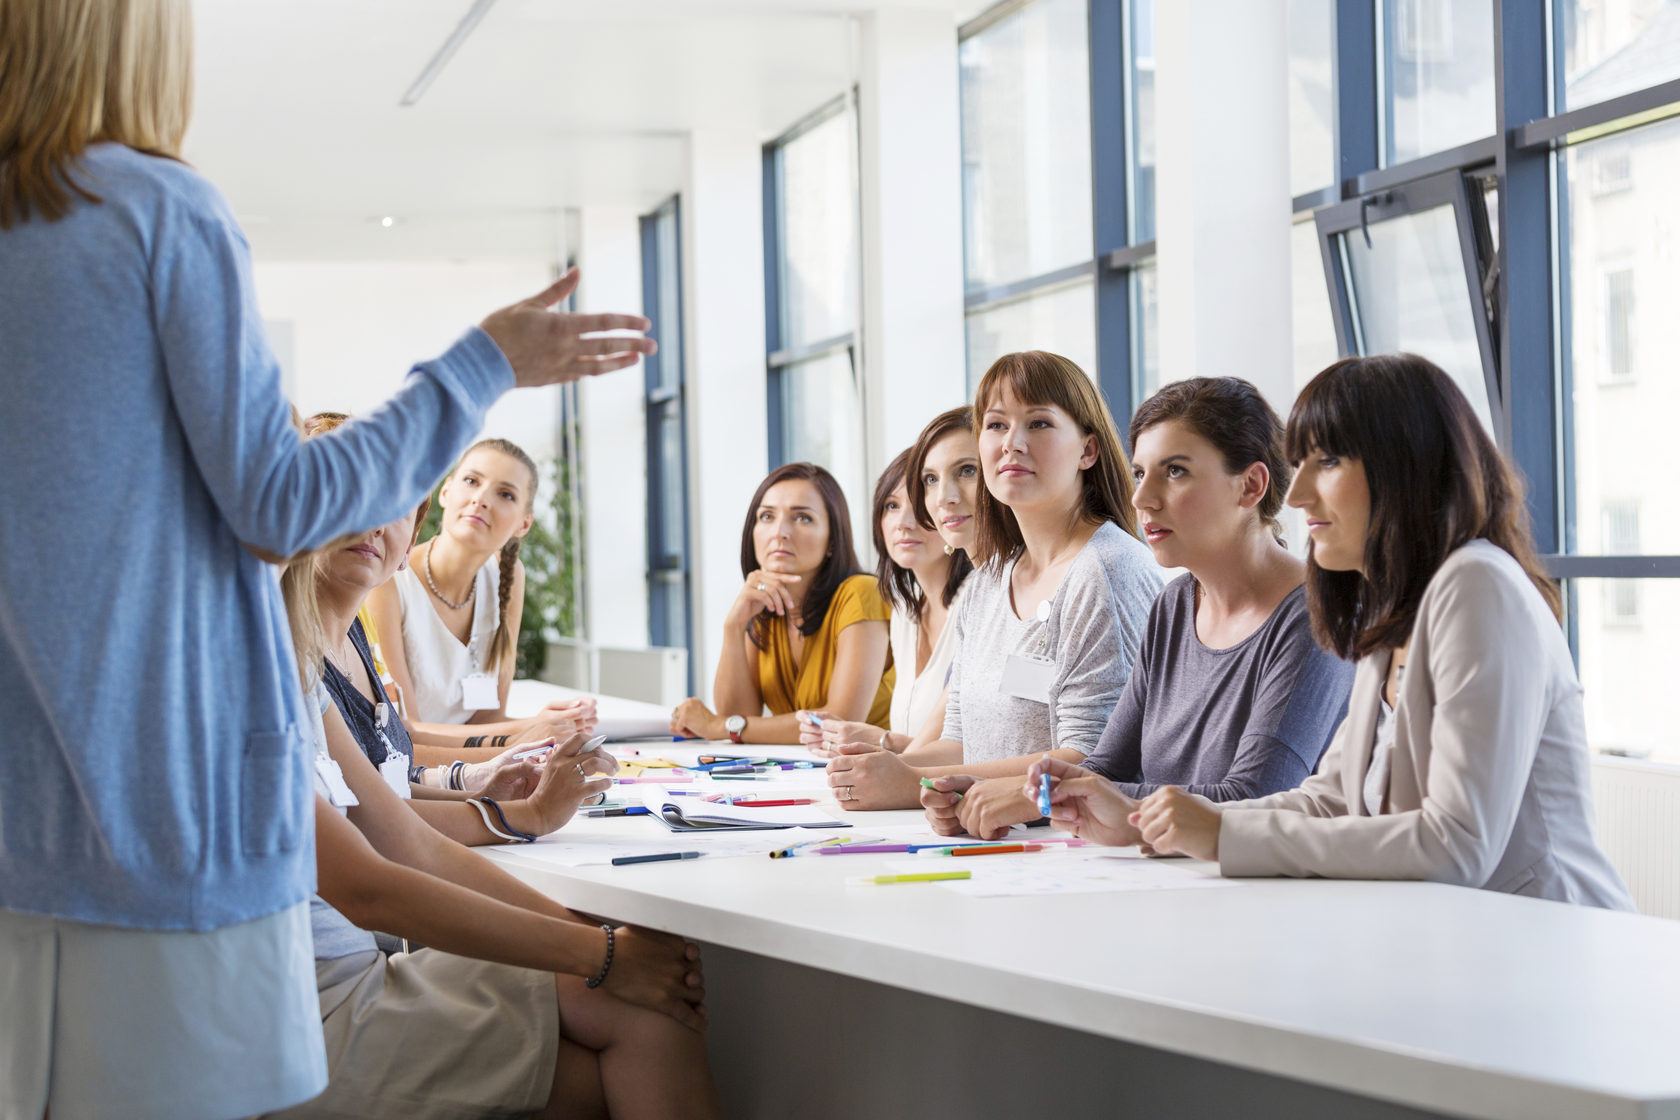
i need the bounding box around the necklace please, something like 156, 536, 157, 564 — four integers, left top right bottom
422, 540, 473, 611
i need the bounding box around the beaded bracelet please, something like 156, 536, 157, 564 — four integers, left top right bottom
585, 924, 615, 989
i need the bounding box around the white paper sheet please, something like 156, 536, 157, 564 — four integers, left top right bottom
933, 853, 1240, 897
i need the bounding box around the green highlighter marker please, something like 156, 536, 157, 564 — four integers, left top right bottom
918, 776, 963, 801
850, 870, 972, 886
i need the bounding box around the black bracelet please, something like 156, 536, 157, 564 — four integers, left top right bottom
585, 924, 615, 989
493, 734, 509, 748
407, 764, 426, 784
464, 735, 484, 750
448, 759, 466, 791
481, 796, 536, 842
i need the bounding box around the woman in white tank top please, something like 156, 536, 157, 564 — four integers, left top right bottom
365, 439, 596, 766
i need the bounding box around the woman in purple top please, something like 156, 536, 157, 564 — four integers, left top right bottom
924, 377, 1352, 841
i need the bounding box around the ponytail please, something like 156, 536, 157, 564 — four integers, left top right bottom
490, 536, 521, 673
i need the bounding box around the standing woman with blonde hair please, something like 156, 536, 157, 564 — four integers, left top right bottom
0, 2, 654, 1116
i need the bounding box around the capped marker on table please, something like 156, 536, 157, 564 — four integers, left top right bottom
815, 843, 915, 855
704, 797, 815, 807
580, 805, 651, 818
610, 851, 703, 867
799, 712, 824, 729
847, 871, 971, 886
917, 842, 1047, 858
1038, 770, 1054, 818
616, 775, 695, 785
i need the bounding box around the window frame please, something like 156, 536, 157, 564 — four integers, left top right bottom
639, 196, 694, 666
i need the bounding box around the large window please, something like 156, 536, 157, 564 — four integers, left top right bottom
640, 197, 691, 660
763, 95, 865, 522
1288, 1, 1680, 765
959, 0, 1096, 388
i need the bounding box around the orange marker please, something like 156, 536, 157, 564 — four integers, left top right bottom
949, 842, 1045, 857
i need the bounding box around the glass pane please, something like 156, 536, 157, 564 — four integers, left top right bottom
779, 107, 858, 347
654, 207, 682, 392
1380, 0, 1495, 166
960, 0, 1093, 290
655, 407, 685, 563
1558, 0, 1680, 112
1131, 262, 1160, 401
1573, 579, 1680, 764
1129, 0, 1157, 241
964, 279, 1098, 390
651, 573, 688, 652
1291, 218, 1340, 389
1561, 125, 1680, 559
1341, 203, 1495, 435
1287, 0, 1335, 196
783, 350, 866, 536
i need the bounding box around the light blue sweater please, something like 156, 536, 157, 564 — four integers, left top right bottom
0, 144, 514, 930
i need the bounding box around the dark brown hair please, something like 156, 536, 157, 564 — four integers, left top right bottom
970, 351, 1138, 569
739, 462, 862, 650
1286, 353, 1561, 659
905, 405, 975, 534
1129, 377, 1291, 545
872, 449, 971, 614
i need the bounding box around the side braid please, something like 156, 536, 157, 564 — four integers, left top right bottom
489, 536, 521, 673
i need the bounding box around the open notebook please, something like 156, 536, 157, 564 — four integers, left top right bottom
646, 792, 851, 833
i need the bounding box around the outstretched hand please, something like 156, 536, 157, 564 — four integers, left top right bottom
481, 268, 657, 389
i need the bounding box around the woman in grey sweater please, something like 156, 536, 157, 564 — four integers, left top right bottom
827, 351, 1161, 810
935, 378, 1355, 839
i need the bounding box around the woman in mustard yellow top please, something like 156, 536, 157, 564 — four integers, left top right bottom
671, 463, 894, 745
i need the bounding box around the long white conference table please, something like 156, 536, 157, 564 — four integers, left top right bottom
499, 682, 1680, 1120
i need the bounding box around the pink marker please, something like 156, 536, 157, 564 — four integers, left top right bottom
615, 775, 695, 785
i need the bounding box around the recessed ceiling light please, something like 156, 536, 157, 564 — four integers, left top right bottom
380, 216, 397, 228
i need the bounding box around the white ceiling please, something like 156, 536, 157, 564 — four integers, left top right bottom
187, 0, 987, 261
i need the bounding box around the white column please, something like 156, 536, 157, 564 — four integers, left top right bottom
856, 7, 968, 473
576, 205, 650, 650
682, 130, 769, 701
1153, 0, 1292, 410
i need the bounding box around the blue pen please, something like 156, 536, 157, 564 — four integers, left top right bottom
800, 712, 824, 729
580, 805, 649, 818
611, 851, 703, 867
1038, 770, 1053, 817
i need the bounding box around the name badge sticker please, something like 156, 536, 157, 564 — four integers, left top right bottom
378, 752, 413, 800
461, 672, 499, 711
314, 756, 360, 808
1000, 653, 1057, 704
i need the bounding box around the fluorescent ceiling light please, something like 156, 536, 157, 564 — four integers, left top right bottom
399, 0, 501, 108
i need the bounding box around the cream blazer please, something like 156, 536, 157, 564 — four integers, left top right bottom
1219, 541, 1633, 910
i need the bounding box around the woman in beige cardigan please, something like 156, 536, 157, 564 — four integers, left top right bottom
1047, 354, 1632, 910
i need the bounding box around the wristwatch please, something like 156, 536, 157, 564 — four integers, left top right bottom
724, 715, 747, 744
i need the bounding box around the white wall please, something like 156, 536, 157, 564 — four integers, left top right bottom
857, 8, 969, 474
1154, 0, 1293, 410
575, 207, 652, 650
683, 130, 770, 701
253, 259, 561, 458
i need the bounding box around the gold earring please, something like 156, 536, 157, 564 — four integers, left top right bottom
943, 543, 955, 556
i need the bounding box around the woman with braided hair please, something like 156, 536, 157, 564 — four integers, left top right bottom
365, 438, 597, 769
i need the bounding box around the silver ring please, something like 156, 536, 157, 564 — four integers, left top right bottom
755, 581, 768, 592
838, 786, 853, 801
574, 763, 585, 777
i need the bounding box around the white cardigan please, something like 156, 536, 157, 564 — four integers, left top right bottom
1219, 541, 1633, 910
887, 584, 964, 737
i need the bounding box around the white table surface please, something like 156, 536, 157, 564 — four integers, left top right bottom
493, 682, 1680, 1120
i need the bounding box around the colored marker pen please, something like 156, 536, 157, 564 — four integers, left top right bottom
919, 776, 964, 801
847, 871, 971, 886
1038, 771, 1053, 817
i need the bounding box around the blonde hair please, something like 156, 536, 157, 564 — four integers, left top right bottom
0, 0, 194, 227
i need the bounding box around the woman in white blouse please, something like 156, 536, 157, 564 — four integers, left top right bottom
801, 407, 978, 756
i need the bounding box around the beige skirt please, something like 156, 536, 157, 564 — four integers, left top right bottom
269, 948, 560, 1120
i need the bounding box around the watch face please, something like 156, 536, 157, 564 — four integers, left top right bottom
725, 715, 746, 733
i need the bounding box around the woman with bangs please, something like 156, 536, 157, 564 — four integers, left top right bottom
800, 406, 981, 760
670, 463, 894, 745
1125, 355, 1631, 909
828, 352, 1163, 810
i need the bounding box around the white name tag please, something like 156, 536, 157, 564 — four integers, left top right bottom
378, 752, 412, 800
314, 756, 359, 808
1000, 653, 1057, 705
460, 672, 499, 711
